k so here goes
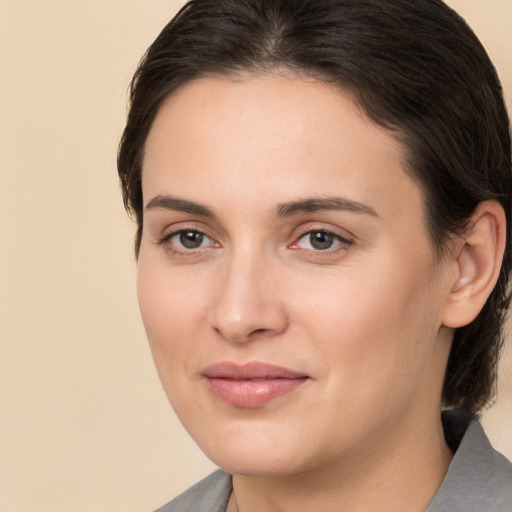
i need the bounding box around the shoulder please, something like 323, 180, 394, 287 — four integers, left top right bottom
427, 410, 512, 512
464, 421, 512, 511
154, 470, 232, 512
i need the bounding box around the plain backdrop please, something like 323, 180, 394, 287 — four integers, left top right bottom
0, 1, 511, 511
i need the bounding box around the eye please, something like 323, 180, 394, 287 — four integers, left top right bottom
294, 230, 350, 251
163, 229, 214, 251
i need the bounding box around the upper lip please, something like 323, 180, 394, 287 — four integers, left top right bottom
202, 361, 309, 380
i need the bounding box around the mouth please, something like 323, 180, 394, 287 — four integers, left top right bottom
202, 361, 310, 408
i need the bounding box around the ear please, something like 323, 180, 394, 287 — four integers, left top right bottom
442, 200, 506, 329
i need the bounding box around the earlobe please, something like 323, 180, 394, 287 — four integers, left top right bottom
442, 200, 506, 329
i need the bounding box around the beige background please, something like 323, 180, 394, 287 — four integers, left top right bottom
0, 1, 511, 511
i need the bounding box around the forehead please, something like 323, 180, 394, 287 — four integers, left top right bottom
142, 74, 423, 223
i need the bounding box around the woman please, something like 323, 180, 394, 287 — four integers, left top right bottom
118, 0, 512, 510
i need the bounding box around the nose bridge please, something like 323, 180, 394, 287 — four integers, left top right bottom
210, 242, 287, 342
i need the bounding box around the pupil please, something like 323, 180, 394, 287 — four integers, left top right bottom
180, 231, 203, 249
311, 232, 333, 250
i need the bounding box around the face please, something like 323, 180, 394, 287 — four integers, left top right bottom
138, 75, 454, 477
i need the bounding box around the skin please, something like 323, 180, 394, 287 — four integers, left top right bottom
138, 74, 466, 511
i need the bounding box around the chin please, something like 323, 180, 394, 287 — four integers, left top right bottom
206, 448, 308, 477
188, 419, 326, 477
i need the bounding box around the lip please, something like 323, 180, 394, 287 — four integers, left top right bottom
202, 362, 310, 408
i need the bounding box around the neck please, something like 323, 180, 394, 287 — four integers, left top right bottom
229, 412, 452, 512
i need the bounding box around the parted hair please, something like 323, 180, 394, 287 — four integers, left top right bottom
118, 0, 512, 412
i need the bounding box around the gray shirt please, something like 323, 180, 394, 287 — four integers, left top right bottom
155, 410, 512, 511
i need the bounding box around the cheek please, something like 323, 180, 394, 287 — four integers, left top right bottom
297, 257, 441, 404
136, 261, 208, 377
136, 263, 214, 427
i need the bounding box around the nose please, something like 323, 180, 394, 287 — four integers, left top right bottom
209, 251, 289, 343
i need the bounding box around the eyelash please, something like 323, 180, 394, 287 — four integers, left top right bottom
156, 227, 354, 256
292, 229, 353, 253
157, 229, 218, 255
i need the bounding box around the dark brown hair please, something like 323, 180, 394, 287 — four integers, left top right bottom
118, 0, 511, 412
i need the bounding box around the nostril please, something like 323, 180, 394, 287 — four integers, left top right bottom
209, 278, 289, 342
250, 328, 267, 336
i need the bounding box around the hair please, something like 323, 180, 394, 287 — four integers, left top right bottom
118, 0, 511, 413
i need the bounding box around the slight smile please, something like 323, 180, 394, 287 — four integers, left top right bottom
202, 362, 310, 408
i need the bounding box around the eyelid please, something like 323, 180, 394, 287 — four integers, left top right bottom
153, 221, 354, 255
156, 223, 221, 254
164, 229, 212, 245
291, 222, 354, 242
289, 225, 355, 253
156, 220, 216, 241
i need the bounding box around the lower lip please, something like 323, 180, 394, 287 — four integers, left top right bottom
206, 377, 308, 408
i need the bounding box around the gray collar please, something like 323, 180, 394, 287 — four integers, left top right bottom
426, 409, 512, 511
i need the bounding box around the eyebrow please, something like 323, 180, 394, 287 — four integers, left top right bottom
275, 197, 379, 218
145, 195, 215, 218
145, 195, 379, 220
